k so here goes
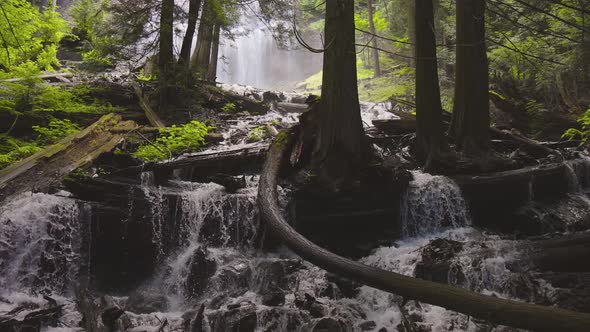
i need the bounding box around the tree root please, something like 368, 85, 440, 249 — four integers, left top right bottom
257, 129, 590, 332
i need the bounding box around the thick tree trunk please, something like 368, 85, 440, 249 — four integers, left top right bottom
367, 0, 381, 77
414, 0, 452, 171
158, 0, 175, 113
179, 0, 202, 65
191, 0, 215, 78
257, 133, 590, 332
449, 0, 490, 155
315, 0, 369, 190
206, 23, 221, 82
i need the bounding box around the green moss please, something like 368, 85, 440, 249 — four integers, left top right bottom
133, 120, 213, 161
221, 102, 238, 113
247, 126, 267, 142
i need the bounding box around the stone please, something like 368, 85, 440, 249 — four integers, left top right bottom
414, 238, 465, 284
312, 317, 346, 332
261, 289, 285, 306
125, 290, 168, 314
185, 247, 217, 299
359, 320, 377, 331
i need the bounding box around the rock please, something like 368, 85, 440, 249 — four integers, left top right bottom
311, 317, 346, 332
208, 305, 257, 332
261, 290, 285, 306
414, 238, 465, 284
359, 320, 377, 331
262, 91, 281, 104
325, 274, 360, 298
125, 290, 168, 313
186, 247, 217, 299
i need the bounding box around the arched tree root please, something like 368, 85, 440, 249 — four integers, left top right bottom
257, 130, 590, 332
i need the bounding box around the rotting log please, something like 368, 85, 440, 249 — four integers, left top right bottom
0, 72, 74, 83
0, 113, 137, 203
257, 130, 590, 332
132, 83, 166, 128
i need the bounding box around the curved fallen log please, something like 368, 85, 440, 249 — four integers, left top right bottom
257, 131, 590, 332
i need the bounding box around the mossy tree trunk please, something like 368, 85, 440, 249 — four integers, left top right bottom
415, 0, 452, 171
314, 0, 370, 190
178, 0, 202, 66
449, 0, 490, 155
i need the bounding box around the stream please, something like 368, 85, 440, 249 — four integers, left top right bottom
2, 86, 590, 332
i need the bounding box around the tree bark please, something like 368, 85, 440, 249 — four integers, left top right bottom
206, 23, 221, 82
414, 0, 452, 171
179, 0, 202, 66
191, 0, 215, 78
158, 0, 175, 113
257, 133, 590, 332
449, 0, 490, 155
367, 0, 381, 77
315, 0, 370, 190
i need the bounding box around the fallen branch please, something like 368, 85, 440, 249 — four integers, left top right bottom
132, 83, 166, 128
257, 130, 590, 332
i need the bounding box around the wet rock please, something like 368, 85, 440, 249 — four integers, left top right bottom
261, 289, 285, 306
186, 247, 217, 299
325, 274, 359, 298
125, 291, 168, 314
359, 320, 377, 331
414, 238, 465, 284
208, 305, 257, 332
311, 317, 346, 332
262, 91, 281, 104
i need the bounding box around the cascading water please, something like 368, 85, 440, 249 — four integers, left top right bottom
400, 171, 471, 237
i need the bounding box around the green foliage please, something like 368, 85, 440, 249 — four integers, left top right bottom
33, 118, 80, 145
563, 108, 590, 144
133, 121, 212, 161
221, 102, 237, 113
247, 126, 267, 142
0, 0, 69, 71
0, 136, 41, 169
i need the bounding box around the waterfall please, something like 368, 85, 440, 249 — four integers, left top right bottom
216, 6, 321, 89
400, 171, 471, 237
0, 193, 83, 294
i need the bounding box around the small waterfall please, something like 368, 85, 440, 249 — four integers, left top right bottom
565, 156, 590, 192
400, 171, 471, 237
0, 193, 82, 294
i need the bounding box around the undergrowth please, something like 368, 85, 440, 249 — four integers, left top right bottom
133, 121, 213, 161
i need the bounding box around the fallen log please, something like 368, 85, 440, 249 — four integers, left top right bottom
0, 113, 137, 203
117, 144, 270, 179
132, 83, 166, 128
0, 72, 74, 83
490, 127, 561, 159
257, 130, 590, 332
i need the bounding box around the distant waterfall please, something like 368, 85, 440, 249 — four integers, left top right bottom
216, 7, 322, 89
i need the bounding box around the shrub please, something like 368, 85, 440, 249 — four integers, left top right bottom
247, 126, 267, 142
133, 121, 212, 161
563, 108, 590, 144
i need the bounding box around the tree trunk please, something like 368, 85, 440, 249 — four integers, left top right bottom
191, 0, 215, 78
415, 0, 451, 171
178, 0, 202, 65
158, 0, 175, 113
257, 133, 590, 332
206, 23, 221, 82
449, 0, 490, 155
315, 0, 369, 190
367, 0, 381, 77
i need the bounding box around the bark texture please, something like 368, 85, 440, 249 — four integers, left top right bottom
315, 0, 369, 189
450, 0, 490, 154
179, 0, 202, 65
257, 133, 590, 332
191, 0, 215, 78
206, 23, 221, 82
414, 0, 451, 170
158, 0, 175, 113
